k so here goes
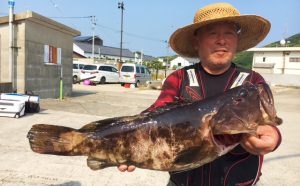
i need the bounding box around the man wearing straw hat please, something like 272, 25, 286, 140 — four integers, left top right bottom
119, 2, 281, 185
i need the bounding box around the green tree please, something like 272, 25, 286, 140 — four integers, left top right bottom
233, 51, 254, 69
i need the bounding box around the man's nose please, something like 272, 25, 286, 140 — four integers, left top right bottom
216, 34, 226, 45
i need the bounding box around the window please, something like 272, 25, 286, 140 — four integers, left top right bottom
73, 64, 78, 69
79, 64, 85, 69
111, 67, 118, 73
83, 65, 97, 70
146, 68, 151, 74
121, 66, 134, 72
99, 66, 111, 71
263, 57, 266, 62
44, 45, 61, 65
99, 66, 105, 71
178, 63, 182, 67
141, 67, 145, 74
136, 66, 140, 73
107, 67, 112, 71
290, 57, 300, 62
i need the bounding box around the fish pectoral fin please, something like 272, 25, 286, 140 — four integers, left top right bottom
173, 147, 201, 166
87, 157, 116, 170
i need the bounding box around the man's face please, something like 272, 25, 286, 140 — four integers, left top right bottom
193, 22, 239, 74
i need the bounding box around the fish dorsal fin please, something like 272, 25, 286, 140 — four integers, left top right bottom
145, 98, 193, 116
78, 115, 139, 132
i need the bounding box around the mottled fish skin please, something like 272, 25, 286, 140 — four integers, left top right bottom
27, 83, 282, 172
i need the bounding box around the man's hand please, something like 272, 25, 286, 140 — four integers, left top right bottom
118, 165, 136, 172
241, 125, 280, 155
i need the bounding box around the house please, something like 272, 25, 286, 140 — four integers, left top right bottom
73, 36, 135, 63
133, 52, 156, 63
73, 36, 157, 66
74, 35, 103, 46
248, 47, 300, 86
0, 11, 80, 98
170, 56, 199, 69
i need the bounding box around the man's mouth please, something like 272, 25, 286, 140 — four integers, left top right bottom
214, 48, 228, 53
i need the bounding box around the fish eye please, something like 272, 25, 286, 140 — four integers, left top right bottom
238, 89, 248, 98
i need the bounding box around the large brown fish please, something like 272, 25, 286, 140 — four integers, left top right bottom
27, 83, 282, 172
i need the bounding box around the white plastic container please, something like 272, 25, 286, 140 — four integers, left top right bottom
0, 99, 25, 118
0, 93, 39, 103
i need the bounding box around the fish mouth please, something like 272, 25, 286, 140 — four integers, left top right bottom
213, 133, 243, 148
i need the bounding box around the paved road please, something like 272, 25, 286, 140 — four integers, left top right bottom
0, 84, 299, 186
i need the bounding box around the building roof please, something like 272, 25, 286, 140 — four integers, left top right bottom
171, 56, 199, 63
74, 42, 134, 58
0, 11, 80, 36
248, 47, 300, 52
74, 36, 103, 45
74, 36, 95, 42
143, 55, 156, 61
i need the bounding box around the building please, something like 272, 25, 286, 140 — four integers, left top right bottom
0, 11, 80, 98
73, 36, 135, 63
170, 56, 199, 69
133, 52, 156, 64
249, 47, 300, 86
73, 36, 157, 66
74, 35, 103, 46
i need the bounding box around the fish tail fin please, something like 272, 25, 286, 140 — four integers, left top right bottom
27, 124, 87, 156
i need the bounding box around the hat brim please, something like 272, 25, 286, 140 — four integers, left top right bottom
169, 15, 271, 58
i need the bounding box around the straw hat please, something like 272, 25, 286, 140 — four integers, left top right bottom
169, 3, 271, 58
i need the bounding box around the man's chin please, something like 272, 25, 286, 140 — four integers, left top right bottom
207, 62, 232, 74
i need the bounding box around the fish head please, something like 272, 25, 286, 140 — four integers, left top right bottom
210, 83, 282, 150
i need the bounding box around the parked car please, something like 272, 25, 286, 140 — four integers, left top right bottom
73, 61, 86, 83
119, 63, 151, 87
80, 64, 119, 84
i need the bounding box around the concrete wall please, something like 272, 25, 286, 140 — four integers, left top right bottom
24, 19, 74, 98
253, 50, 300, 75
261, 73, 300, 87
0, 20, 26, 91
0, 24, 10, 82
0, 11, 80, 98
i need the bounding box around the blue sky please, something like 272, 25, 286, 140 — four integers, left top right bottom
0, 0, 299, 57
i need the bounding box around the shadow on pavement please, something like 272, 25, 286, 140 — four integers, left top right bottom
264, 153, 300, 163
71, 90, 97, 98
51, 181, 81, 186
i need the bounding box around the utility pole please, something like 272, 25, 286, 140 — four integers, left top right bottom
165, 40, 169, 78
118, 1, 124, 70
91, 16, 96, 63
8, 0, 15, 90
140, 49, 143, 64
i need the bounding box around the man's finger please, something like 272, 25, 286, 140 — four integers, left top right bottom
127, 165, 136, 172
118, 165, 128, 172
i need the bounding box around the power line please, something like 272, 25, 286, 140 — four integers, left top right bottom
48, 0, 64, 15
49, 16, 93, 19
95, 23, 165, 43
124, 32, 166, 43
46, 14, 166, 44
48, 0, 77, 29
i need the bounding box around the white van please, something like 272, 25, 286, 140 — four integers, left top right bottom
80, 64, 119, 84
119, 63, 151, 87
73, 61, 86, 83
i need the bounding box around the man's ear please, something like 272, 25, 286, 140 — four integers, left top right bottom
192, 36, 199, 51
